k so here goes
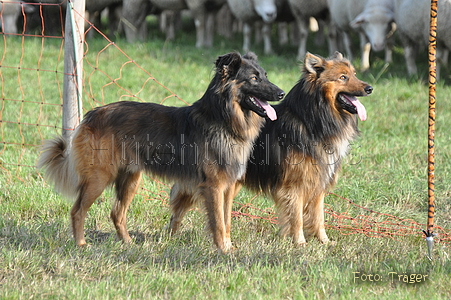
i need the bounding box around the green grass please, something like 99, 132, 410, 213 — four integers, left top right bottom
1, 17, 451, 299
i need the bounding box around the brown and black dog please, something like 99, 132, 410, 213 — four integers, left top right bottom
240, 52, 373, 245
38, 52, 284, 253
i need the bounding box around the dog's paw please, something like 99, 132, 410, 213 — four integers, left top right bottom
320, 237, 330, 244
295, 239, 308, 247
216, 238, 234, 254
324, 240, 337, 247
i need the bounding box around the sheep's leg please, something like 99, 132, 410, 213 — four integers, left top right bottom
295, 18, 309, 61
360, 32, 371, 71
342, 31, 354, 62
404, 45, 418, 76
243, 23, 252, 53
262, 23, 273, 55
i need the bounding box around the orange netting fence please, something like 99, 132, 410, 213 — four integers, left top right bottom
0, 1, 449, 247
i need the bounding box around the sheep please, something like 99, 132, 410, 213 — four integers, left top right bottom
85, 0, 123, 39
0, 0, 23, 33
121, 0, 226, 47
287, 0, 336, 60
227, 0, 278, 55
121, 0, 151, 42
184, 0, 226, 48
394, 0, 451, 78
0, 0, 34, 33
327, 0, 395, 71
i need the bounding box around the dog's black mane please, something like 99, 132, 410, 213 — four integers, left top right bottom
246, 77, 358, 191
190, 72, 251, 135
277, 77, 357, 144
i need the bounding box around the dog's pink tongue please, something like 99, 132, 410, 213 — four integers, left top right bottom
255, 99, 277, 121
343, 95, 367, 121
352, 98, 367, 121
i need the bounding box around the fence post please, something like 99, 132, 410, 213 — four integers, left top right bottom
62, 0, 85, 140
424, 0, 438, 260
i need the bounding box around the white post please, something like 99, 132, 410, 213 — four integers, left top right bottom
63, 0, 85, 139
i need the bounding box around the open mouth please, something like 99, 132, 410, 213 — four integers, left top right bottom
338, 93, 367, 121
244, 96, 277, 121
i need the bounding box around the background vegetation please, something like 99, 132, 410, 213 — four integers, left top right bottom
1, 16, 450, 299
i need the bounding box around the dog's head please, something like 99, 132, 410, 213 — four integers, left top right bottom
214, 52, 284, 121
303, 52, 373, 121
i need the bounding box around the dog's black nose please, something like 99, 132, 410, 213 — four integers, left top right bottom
278, 91, 285, 100
365, 85, 373, 95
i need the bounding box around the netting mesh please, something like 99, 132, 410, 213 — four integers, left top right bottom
0, 0, 449, 246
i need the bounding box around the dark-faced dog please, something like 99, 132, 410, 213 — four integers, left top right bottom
38, 52, 284, 253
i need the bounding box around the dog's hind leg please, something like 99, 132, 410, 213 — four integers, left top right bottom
168, 183, 195, 235
71, 172, 110, 247
110, 169, 142, 243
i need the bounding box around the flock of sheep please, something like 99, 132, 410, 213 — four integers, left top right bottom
225, 0, 451, 75
1, 0, 450, 75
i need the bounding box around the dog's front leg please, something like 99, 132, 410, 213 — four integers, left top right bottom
200, 181, 231, 254
223, 184, 241, 251
312, 192, 329, 244
288, 194, 307, 246
273, 187, 307, 246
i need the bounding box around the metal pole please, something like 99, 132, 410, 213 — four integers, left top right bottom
62, 0, 85, 140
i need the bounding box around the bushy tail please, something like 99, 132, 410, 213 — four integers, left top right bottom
37, 136, 79, 199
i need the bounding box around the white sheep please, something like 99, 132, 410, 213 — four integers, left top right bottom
0, 0, 22, 34
185, 0, 226, 48
287, 0, 336, 60
227, 0, 278, 55
394, 0, 451, 78
327, 0, 395, 71
122, 0, 226, 48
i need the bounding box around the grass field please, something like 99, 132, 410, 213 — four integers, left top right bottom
1, 17, 451, 299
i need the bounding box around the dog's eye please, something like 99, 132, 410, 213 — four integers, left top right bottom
251, 75, 258, 81
340, 75, 348, 81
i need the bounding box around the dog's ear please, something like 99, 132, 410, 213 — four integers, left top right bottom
304, 52, 326, 76
216, 52, 242, 78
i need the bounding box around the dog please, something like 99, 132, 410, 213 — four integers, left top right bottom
38, 52, 285, 253
235, 52, 373, 245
